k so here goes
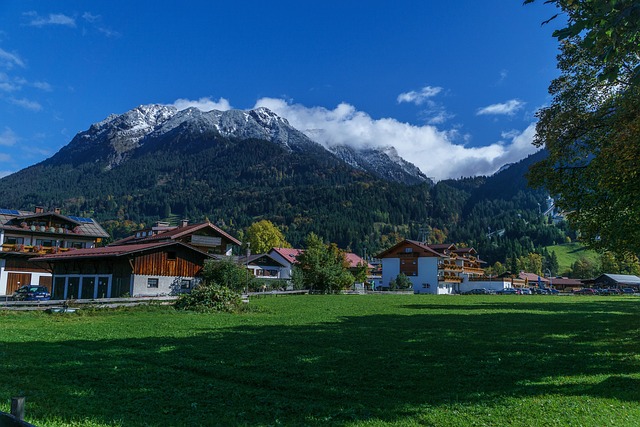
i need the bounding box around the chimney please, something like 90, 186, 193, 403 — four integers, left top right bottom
54, 207, 61, 215
180, 219, 189, 228
35, 206, 44, 214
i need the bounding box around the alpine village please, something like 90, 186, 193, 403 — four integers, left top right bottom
2, 2, 640, 426
1, 106, 638, 302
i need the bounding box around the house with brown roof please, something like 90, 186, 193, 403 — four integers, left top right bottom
0, 207, 108, 296
32, 241, 211, 299
376, 240, 489, 294
111, 220, 241, 255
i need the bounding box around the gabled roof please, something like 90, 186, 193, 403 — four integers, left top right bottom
344, 253, 373, 269
269, 247, 372, 268
518, 272, 550, 284
0, 208, 109, 238
238, 253, 287, 267
111, 222, 241, 246
596, 274, 640, 285
376, 240, 445, 258
270, 247, 304, 263
31, 241, 210, 262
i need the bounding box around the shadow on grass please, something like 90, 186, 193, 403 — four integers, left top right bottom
1, 298, 639, 426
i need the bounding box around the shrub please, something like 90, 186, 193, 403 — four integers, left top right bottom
174, 284, 243, 313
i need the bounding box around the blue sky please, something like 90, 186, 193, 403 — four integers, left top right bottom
0, 1, 562, 180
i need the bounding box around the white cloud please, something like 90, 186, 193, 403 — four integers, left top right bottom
477, 99, 525, 116
0, 169, 14, 177
397, 86, 443, 105
0, 154, 11, 162
26, 12, 76, 27
0, 128, 18, 146
9, 97, 42, 111
253, 97, 538, 181
171, 97, 232, 112
0, 48, 25, 69
32, 81, 52, 91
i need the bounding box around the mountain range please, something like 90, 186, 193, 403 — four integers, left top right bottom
0, 105, 562, 263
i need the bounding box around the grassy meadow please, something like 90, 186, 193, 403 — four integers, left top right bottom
544, 243, 599, 275
1, 295, 639, 426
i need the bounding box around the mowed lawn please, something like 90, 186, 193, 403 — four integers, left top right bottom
1, 295, 639, 426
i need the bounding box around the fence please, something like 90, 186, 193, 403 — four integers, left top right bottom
0, 397, 37, 427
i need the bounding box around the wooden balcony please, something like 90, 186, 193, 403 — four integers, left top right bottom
438, 262, 463, 272
438, 273, 463, 283
1, 244, 71, 255
463, 267, 485, 275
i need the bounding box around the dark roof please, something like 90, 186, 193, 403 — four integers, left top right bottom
0, 209, 109, 238
376, 239, 445, 258
31, 241, 210, 261
595, 274, 640, 285
111, 222, 241, 246
238, 253, 287, 267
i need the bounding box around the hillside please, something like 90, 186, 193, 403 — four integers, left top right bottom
544, 243, 599, 275
0, 105, 566, 263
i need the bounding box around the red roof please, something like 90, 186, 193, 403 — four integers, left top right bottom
270, 247, 372, 268
270, 247, 304, 263
111, 222, 241, 246
344, 253, 373, 269
31, 241, 208, 261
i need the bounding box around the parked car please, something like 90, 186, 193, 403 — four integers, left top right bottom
496, 288, 518, 295
12, 285, 51, 301
544, 288, 559, 295
462, 288, 489, 295
574, 288, 596, 295
520, 288, 532, 295
621, 288, 635, 295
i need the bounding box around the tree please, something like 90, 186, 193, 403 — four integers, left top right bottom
202, 258, 251, 292
296, 233, 354, 293
390, 273, 412, 290
571, 256, 599, 279
245, 220, 291, 254
526, 0, 640, 256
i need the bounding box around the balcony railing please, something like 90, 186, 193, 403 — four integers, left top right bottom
438, 273, 463, 283
1, 244, 71, 255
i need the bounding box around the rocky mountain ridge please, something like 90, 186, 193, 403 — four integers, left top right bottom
53, 104, 430, 185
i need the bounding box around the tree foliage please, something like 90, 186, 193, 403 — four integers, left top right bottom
526, 0, 640, 256
296, 233, 354, 293
245, 219, 290, 254
202, 258, 252, 292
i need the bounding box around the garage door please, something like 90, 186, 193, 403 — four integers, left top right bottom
6, 272, 32, 295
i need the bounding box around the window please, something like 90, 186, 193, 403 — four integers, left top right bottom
167, 251, 177, 260
4, 236, 24, 245
147, 278, 159, 288
405, 248, 413, 253
180, 279, 191, 289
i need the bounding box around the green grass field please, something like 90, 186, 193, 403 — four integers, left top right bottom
1, 295, 639, 426
545, 243, 599, 275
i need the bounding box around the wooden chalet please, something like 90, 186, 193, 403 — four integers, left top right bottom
376, 240, 487, 294
111, 220, 241, 255
0, 207, 108, 296
32, 241, 211, 299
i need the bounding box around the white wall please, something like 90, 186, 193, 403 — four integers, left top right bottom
413, 257, 440, 294
132, 275, 201, 297
381, 258, 400, 288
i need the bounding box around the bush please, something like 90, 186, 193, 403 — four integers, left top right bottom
174, 284, 243, 313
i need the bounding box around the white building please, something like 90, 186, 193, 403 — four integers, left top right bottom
376, 240, 491, 294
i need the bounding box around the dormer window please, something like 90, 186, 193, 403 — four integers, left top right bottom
405, 248, 412, 253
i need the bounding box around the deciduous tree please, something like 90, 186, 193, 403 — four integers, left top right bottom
526, 0, 640, 256
245, 220, 291, 254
